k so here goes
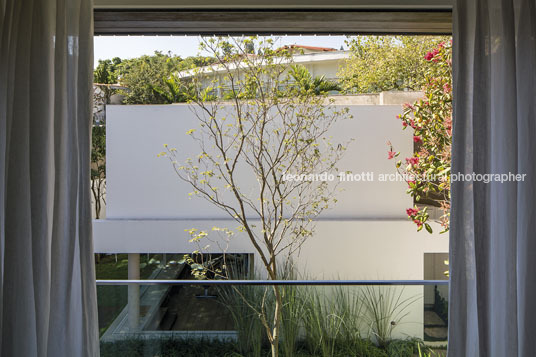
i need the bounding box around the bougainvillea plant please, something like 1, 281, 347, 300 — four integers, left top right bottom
388, 40, 452, 233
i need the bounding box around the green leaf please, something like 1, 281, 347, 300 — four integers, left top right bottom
425, 223, 433, 233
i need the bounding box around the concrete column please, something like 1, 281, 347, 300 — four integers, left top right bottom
162, 253, 167, 267
128, 253, 140, 330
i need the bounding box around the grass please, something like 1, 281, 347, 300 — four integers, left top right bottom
215, 283, 427, 357
218, 284, 265, 357
302, 287, 345, 356
361, 286, 421, 348
280, 284, 305, 357
95, 253, 163, 279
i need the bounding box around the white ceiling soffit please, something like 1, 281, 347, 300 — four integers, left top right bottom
93, 0, 453, 10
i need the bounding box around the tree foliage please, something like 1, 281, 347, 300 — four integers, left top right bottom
116, 51, 183, 104
116, 51, 215, 104
161, 36, 352, 357
151, 75, 190, 104
289, 65, 341, 95
339, 36, 450, 93
94, 57, 122, 84
388, 40, 452, 233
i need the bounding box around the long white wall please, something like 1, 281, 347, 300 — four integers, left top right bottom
94, 101, 449, 339
105, 104, 414, 219
97, 101, 449, 273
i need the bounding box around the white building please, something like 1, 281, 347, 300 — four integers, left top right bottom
177, 45, 350, 94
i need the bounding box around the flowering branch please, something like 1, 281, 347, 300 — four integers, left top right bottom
388, 40, 452, 233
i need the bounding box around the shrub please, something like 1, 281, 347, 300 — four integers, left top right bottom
388, 40, 452, 233
339, 36, 450, 93
100, 337, 239, 357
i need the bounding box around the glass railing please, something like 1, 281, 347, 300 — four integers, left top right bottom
96, 279, 448, 357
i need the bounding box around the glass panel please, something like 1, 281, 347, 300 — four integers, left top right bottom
96, 253, 187, 336
98, 283, 447, 357
423, 253, 449, 344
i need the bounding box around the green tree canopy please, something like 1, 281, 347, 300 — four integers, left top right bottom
94, 57, 122, 84
115, 51, 183, 104
107, 51, 215, 104
338, 35, 451, 93
289, 65, 341, 95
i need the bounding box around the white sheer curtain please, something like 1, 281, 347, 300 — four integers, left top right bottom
450, 0, 536, 356
0, 0, 99, 356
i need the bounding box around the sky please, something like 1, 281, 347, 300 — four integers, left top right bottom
93, 35, 348, 68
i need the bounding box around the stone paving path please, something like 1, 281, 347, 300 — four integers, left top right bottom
424, 310, 448, 341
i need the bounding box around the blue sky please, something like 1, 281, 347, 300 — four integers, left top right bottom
93, 35, 348, 68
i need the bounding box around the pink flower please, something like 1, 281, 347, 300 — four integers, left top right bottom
425, 48, 439, 61
388, 151, 396, 160
406, 207, 420, 217
413, 219, 423, 227
402, 121, 408, 128
407, 180, 416, 187
406, 157, 419, 166
413, 136, 422, 143
443, 83, 451, 93
409, 119, 416, 129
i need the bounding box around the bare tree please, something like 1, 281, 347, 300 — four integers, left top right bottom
162, 37, 352, 357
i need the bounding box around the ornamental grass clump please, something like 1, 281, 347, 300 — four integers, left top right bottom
361, 286, 421, 348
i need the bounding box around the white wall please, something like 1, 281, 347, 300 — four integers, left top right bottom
94, 219, 448, 277
306, 60, 341, 79
105, 104, 413, 219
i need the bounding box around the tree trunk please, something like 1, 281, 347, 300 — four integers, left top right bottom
271, 285, 283, 357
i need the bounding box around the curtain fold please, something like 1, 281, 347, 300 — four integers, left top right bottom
0, 0, 99, 356
450, 0, 536, 356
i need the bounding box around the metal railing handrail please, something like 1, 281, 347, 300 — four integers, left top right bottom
96, 279, 449, 286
